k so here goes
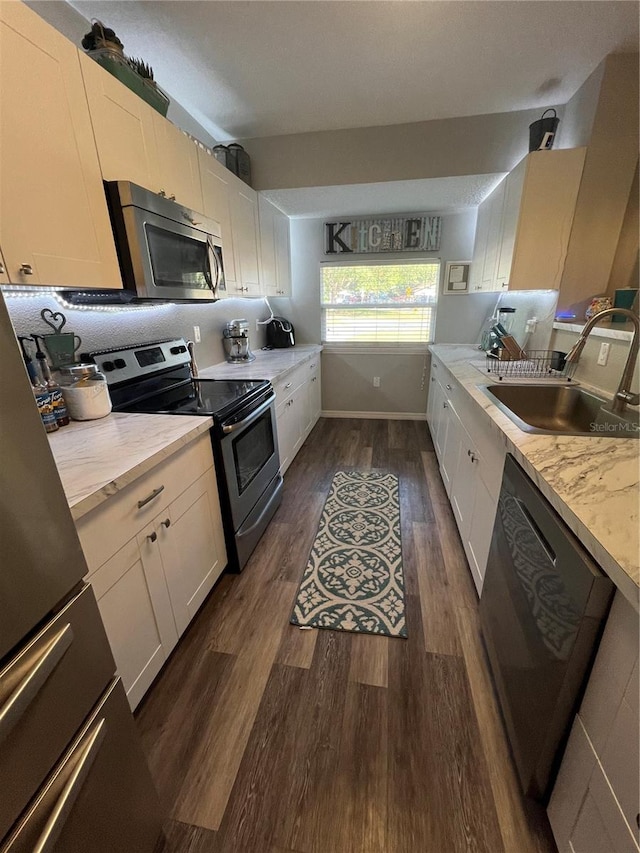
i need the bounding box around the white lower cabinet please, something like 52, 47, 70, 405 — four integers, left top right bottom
548, 592, 639, 853
76, 434, 227, 709
426, 354, 505, 594
275, 357, 322, 475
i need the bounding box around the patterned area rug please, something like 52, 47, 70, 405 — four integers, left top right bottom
291, 471, 406, 637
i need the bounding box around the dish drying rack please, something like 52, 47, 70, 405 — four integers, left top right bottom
485, 350, 576, 381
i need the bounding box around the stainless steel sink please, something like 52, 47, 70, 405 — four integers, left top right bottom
480, 384, 640, 438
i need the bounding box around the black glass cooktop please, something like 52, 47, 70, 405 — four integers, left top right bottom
117, 377, 271, 421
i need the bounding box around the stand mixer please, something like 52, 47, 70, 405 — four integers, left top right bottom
222, 319, 255, 364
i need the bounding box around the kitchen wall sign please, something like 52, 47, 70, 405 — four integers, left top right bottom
325, 216, 442, 254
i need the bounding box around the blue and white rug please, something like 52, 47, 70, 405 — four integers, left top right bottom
291, 471, 407, 638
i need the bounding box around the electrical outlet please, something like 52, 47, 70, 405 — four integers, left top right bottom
193, 325, 201, 343
373, 376, 380, 388
597, 342, 610, 366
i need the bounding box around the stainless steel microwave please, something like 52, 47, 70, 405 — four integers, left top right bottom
105, 181, 226, 301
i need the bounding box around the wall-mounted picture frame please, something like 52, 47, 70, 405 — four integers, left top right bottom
443, 261, 471, 294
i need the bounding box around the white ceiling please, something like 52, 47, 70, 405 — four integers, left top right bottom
65, 0, 637, 218
69, 0, 638, 142
262, 173, 506, 218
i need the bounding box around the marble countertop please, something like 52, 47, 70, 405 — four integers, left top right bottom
429, 344, 639, 610
198, 344, 323, 381
49, 347, 323, 522
48, 413, 212, 521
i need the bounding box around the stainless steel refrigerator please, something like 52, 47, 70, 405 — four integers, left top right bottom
0, 292, 164, 851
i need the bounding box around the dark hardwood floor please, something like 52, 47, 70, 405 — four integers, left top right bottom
137, 418, 557, 853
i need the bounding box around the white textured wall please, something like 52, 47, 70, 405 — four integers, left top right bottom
4, 293, 273, 370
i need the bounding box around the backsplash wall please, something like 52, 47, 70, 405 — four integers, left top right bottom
3, 293, 275, 369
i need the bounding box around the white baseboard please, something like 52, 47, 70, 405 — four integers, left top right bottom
321, 410, 427, 421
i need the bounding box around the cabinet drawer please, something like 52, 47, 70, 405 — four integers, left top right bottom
572, 760, 639, 853
3, 678, 162, 853
274, 364, 306, 402
77, 433, 214, 573
0, 585, 115, 842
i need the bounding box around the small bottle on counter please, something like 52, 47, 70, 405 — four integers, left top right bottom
32, 334, 69, 427
32, 377, 58, 433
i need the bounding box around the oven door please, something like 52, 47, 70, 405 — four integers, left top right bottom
120, 207, 225, 301
219, 394, 281, 532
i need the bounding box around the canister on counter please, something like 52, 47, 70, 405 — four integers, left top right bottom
58, 364, 112, 420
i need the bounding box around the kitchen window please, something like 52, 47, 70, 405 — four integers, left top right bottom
321, 259, 440, 344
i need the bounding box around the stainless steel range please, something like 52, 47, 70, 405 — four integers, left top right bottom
87, 339, 283, 572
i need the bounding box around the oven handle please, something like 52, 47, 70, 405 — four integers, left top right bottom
221, 392, 276, 435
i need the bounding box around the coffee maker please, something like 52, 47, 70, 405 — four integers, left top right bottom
222, 319, 255, 364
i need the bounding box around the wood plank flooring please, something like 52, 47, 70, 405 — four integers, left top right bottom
137, 417, 557, 853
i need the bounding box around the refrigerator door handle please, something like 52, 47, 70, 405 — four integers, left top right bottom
0, 624, 74, 746
31, 717, 107, 853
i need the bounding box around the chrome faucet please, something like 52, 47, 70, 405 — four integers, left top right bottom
565, 307, 639, 414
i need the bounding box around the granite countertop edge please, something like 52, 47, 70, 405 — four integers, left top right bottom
429, 344, 640, 611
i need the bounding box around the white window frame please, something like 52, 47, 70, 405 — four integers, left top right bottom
320, 257, 440, 351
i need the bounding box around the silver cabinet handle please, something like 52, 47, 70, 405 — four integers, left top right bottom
168, 194, 176, 201
32, 717, 107, 853
0, 624, 73, 746
158, 190, 166, 197
284, 382, 292, 390
431, 377, 435, 382
161, 518, 171, 528
311, 377, 317, 382
137, 485, 165, 509
446, 384, 452, 391
443, 402, 447, 408
0, 262, 5, 275
20, 263, 33, 275
147, 531, 158, 543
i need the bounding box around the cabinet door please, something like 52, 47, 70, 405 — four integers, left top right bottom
0, 3, 122, 289
466, 476, 498, 595
509, 148, 586, 291
0, 248, 9, 285
230, 186, 261, 294
309, 363, 322, 426
79, 52, 158, 191
276, 397, 297, 475
450, 428, 479, 541
469, 197, 491, 292
274, 207, 292, 296
439, 400, 463, 498
91, 535, 177, 711
152, 113, 203, 212
158, 467, 226, 636
258, 195, 278, 296
495, 156, 527, 290
198, 149, 238, 292
481, 180, 506, 291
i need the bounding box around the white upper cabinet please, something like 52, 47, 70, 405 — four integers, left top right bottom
79, 52, 159, 191
151, 112, 203, 213
273, 205, 292, 297
470, 149, 586, 292
505, 148, 586, 291
229, 185, 261, 296
0, 3, 122, 289
198, 149, 238, 292
258, 195, 292, 298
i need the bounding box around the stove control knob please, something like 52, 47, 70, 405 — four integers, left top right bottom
114, 358, 126, 369
170, 345, 187, 355
102, 360, 115, 372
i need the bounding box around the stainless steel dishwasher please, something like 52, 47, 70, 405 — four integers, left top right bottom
479, 454, 613, 801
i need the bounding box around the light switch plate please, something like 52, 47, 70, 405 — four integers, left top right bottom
193, 325, 201, 343
597, 342, 610, 366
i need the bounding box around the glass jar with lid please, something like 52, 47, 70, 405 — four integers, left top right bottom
58, 364, 112, 420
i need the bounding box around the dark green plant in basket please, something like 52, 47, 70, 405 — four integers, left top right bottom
81, 20, 124, 53
129, 57, 155, 82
